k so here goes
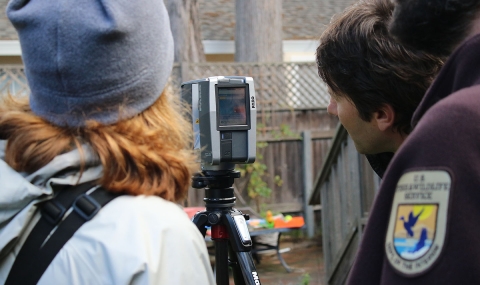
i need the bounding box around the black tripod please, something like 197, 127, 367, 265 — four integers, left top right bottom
192, 165, 262, 285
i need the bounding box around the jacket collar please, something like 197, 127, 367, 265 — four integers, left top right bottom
366, 152, 394, 179
0, 142, 102, 261
412, 33, 480, 126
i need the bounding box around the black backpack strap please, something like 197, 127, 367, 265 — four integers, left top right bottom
6, 182, 122, 285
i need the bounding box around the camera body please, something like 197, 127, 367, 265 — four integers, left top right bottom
181, 76, 256, 169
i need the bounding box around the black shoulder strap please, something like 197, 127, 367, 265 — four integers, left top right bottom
6, 182, 122, 285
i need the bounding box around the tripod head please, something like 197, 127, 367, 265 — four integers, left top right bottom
191, 164, 261, 285
191, 162, 252, 248
192, 163, 241, 209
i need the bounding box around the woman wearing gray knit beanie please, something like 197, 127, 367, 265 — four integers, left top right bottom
0, 0, 215, 284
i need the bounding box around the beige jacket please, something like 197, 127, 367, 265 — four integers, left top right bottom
0, 141, 215, 284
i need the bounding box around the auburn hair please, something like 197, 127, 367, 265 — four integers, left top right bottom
0, 86, 198, 202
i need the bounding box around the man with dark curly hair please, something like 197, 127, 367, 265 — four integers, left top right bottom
346, 0, 480, 284
316, 0, 444, 178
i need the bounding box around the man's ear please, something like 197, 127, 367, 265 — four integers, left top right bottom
374, 104, 395, 132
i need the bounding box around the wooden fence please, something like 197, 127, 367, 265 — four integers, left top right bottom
309, 125, 380, 285
186, 110, 338, 215
0, 63, 337, 217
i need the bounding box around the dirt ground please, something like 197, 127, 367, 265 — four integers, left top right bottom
225, 237, 326, 285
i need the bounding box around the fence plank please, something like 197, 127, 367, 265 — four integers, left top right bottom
302, 131, 314, 238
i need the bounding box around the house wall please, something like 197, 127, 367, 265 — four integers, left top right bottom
198, 0, 357, 41
197, 0, 357, 61
0, 0, 357, 62
0, 0, 357, 42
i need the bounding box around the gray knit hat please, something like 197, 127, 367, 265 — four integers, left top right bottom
6, 0, 174, 126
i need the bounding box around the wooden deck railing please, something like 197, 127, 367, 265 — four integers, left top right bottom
309, 124, 380, 285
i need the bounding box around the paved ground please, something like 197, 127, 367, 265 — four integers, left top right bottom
226, 237, 325, 285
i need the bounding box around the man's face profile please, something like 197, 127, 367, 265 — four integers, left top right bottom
327, 94, 386, 154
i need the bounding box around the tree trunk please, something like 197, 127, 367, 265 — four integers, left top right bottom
235, 0, 283, 62
165, 0, 205, 63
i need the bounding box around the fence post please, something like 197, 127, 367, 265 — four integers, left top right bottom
180, 61, 189, 83
302, 131, 315, 238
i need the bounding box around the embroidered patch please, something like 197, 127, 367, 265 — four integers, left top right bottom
385, 170, 451, 277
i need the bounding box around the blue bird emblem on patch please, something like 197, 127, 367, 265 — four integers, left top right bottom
393, 205, 437, 260
411, 228, 428, 253
399, 208, 424, 237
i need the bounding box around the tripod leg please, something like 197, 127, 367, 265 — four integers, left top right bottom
229, 246, 246, 285
215, 239, 230, 285
235, 251, 262, 285
212, 224, 253, 285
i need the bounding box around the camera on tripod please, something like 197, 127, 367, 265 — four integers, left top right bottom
181, 76, 256, 169
181, 76, 263, 285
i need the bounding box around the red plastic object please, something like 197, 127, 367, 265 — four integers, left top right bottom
274, 216, 305, 228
